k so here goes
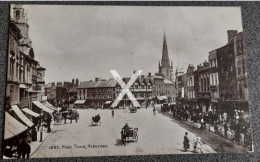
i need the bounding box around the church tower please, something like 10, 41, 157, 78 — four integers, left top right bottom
12, 5, 32, 47
158, 31, 173, 80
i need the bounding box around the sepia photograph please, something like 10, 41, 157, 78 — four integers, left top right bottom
2, 4, 252, 159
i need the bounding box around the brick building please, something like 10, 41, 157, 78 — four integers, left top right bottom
197, 61, 211, 112
186, 64, 199, 102
77, 78, 117, 108
216, 30, 249, 119
208, 49, 219, 113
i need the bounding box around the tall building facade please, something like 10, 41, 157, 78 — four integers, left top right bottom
6, 21, 23, 108
157, 32, 174, 80
197, 62, 211, 112
6, 5, 46, 110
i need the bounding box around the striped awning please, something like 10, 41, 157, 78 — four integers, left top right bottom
22, 108, 40, 117
4, 112, 28, 140
11, 105, 34, 127
32, 101, 53, 114
42, 102, 57, 111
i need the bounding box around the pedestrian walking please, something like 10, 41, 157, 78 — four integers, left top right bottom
112, 109, 114, 118
21, 140, 31, 158
47, 114, 52, 133
224, 122, 228, 137
183, 132, 190, 151
31, 127, 37, 141
16, 139, 23, 158
153, 107, 156, 116
193, 136, 203, 153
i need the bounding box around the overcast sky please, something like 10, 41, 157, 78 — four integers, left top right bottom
13, 5, 243, 83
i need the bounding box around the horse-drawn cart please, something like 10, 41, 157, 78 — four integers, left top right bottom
91, 114, 101, 126
121, 126, 138, 144
61, 109, 79, 123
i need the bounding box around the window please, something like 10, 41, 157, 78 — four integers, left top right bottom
215, 73, 218, 85
16, 62, 19, 78
16, 10, 20, 19
239, 87, 243, 99
211, 75, 214, 86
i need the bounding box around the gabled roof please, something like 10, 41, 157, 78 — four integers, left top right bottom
144, 78, 153, 85
69, 86, 77, 93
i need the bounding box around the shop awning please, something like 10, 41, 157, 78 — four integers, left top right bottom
156, 96, 163, 100
157, 96, 164, 100
46, 101, 55, 108
104, 101, 112, 104
42, 102, 57, 111
11, 105, 34, 127
32, 101, 53, 114
168, 102, 176, 105
19, 84, 27, 89
22, 108, 40, 118
4, 112, 28, 140
161, 96, 168, 100
74, 100, 86, 104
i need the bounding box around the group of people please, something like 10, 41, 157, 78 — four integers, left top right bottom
183, 132, 203, 153
166, 103, 251, 147
3, 131, 32, 158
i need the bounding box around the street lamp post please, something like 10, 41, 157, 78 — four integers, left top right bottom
39, 110, 43, 142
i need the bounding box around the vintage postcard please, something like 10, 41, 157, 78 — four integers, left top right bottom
2, 5, 252, 159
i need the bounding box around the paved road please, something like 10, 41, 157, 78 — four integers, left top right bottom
31, 108, 215, 158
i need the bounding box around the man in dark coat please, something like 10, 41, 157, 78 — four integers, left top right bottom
21, 140, 31, 158
47, 114, 52, 133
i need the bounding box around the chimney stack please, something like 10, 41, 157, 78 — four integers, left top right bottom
227, 30, 238, 42
76, 78, 79, 86
72, 79, 75, 85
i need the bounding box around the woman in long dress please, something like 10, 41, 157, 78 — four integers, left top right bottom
193, 136, 203, 153
183, 132, 190, 151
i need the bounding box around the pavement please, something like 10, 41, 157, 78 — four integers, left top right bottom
31, 108, 216, 158
160, 111, 250, 153
30, 122, 55, 157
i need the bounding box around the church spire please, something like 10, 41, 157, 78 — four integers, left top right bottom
161, 31, 170, 68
